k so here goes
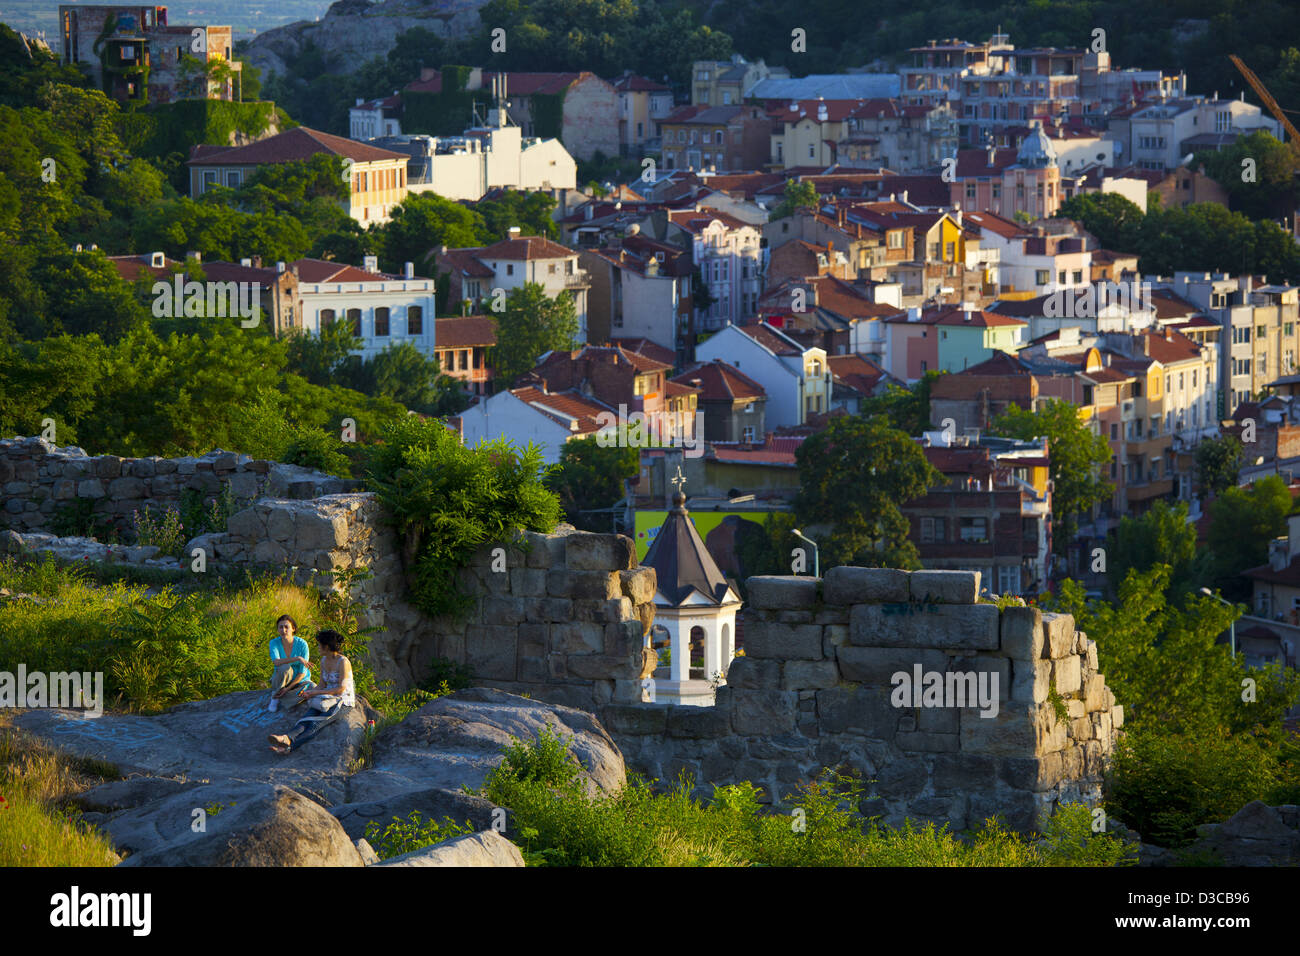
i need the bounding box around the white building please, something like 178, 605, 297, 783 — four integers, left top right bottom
695, 321, 831, 429
641, 490, 742, 707
437, 231, 591, 343
295, 257, 437, 361
1122, 94, 1281, 171
457, 386, 612, 464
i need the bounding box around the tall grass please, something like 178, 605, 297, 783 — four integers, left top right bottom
0, 716, 120, 867
480, 728, 1138, 868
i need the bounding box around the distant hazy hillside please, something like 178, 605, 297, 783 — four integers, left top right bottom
2, 0, 333, 43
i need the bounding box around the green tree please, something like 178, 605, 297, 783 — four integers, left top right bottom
769, 178, 819, 220
545, 435, 638, 531
475, 190, 558, 240
1194, 131, 1300, 222
1194, 434, 1243, 499
1206, 474, 1293, 600
861, 370, 943, 435
792, 415, 942, 569
285, 320, 362, 387
379, 192, 489, 272
1108, 499, 1214, 605
1054, 192, 1145, 252
491, 283, 580, 387
990, 400, 1112, 557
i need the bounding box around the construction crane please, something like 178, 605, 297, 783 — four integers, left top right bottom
1229, 54, 1300, 153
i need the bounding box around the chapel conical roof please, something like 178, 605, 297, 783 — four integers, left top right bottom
642, 492, 736, 607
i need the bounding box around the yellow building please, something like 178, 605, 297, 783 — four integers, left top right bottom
187, 126, 409, 225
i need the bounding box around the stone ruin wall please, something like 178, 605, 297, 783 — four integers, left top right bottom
604, 569, 1123, 832
1, 438, 1123, 830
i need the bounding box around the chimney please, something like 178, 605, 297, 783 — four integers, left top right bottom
987, 143, 995, 166
151, 251, 166, 268
363, 254, 379, 273
240, 257, 252, 267
276, 261, 286, 273
186, 250, 201, 263
508, 226, 522, 238
252, 255, 263, 269
404, 261, 415, 279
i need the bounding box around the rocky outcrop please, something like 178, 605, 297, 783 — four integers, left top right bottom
242, 0, 491, 80
113, 783, 365, 867
20, 687, 623, 866
1117, 801, 1300, 866
375, 830, 525, 867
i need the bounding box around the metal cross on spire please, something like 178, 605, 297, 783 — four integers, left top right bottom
670, 465, 687, 496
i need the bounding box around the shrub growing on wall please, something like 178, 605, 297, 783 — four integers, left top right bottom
366, 416, 560, 617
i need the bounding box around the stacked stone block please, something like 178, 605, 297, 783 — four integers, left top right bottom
0, 437, 355, 538
603, 568, 1124, 833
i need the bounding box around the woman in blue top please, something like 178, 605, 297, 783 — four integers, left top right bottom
267, 614, 314, 712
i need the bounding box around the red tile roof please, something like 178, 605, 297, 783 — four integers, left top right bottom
476, 236, 576, 260
767, 99, 861, 123
108, 253, 179, 281
827, 354, 888, 395
612, 74, 671, 92
437, 247, 495, 279
436, 315, 497, 348
187, 127, 406, 166
953, 147, 1018, 178
736, 321, 803, 356
965, 210, 1025, 239
292, 258, 389, 283
609, 338, 677, 368
510, 387, 612, 435
673, 360, 766, 402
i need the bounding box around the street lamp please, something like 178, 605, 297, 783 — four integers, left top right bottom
1199, 587, 1237, 659
791, 528, 820, 578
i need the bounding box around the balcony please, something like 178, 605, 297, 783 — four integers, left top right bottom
1125, 478, 1174, 502
563, 273, 590, 289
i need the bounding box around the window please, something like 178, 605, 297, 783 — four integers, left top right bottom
374, 307, 389, 336
888, 231, 903, 249
809, 144, 816, 159
225, 171, 240, 187
347, 308, 362, 337
920, 517, 946, 543
319, 309, 335, 330
1072, 270, 1082, 284
944, 242, 955, 260
1110, 423, 1118, 440
1178, 372, 1184, 390
997, 565, 1021, 595
703, 131, 711, 144
1035, 269, 1050, 286
1058, 271, 1066, 285
1257, 324, 1266, 339
966, 184, 977, 201
1287, 322, 1295, 336
408, 306, 423, 336
1192, 369, 1197, 388
1082, 384, 1094, 405
959, 517, 989, 543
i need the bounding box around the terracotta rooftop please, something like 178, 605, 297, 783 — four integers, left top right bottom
509, 387, 612, 435
672, 360, 766, 402
736, 321, 804, 356
187, 126, 407, 166
609, 338, 677, 368
435, 315, 497, 349
476, 236, 577, 260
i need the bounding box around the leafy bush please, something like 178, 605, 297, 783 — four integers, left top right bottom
1107, 724, 1298, 847
366, 416, 560, 618
363, 810, 474, 860
130, 504, 186, 557
480, 730, 1134, 867
48, 498, 116, 541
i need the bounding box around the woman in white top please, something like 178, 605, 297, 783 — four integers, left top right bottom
269, 629, 355, 754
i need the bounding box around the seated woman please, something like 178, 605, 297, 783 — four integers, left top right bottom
269, 629, 355, 755
267, 614, 314, 712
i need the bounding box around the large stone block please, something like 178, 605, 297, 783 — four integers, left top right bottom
666, 707, 730, 738
76, 479, 105, 499
1083, 673, 1108, 712
816, 686, 896, 737
603, 620, 642, 658
1042, 613, 1075, 658
959, 700, 1066, 756
1052, 655, 1082, 696
850, 603, 999, 650
465, 625, 518, 680
524, 532, 566, 569
106, 476, 145, 499
482, 596, 527, 626
297, 513, 348, 551
822, 566, 909, 605
746, 576, 819, 610
226, 507, 264, 539
724, 657, 779, 690
509, 567, 548, 597
548, 569, 620, 600
895, 731, 959, 753
837, 646, 947, 685
742, 620, 823, 660
566, 654, 640, 680
565, 532, 636, 571
731, 688, 798, 735
601, 704, 668, 735
781, 660, 840, 691
999, 606, 1044, 660
933, 753, 998, 791
910, 570, 979, 604
553, 622, 605, 655
266, 507, 295, 543
619, 568, 656, 604
1011, 660, 1052, 704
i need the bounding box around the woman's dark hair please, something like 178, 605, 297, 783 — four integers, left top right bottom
276, 614, 298, 631
316, 629, 345, 652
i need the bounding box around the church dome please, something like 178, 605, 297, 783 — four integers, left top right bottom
1016, 119, 1057, 169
